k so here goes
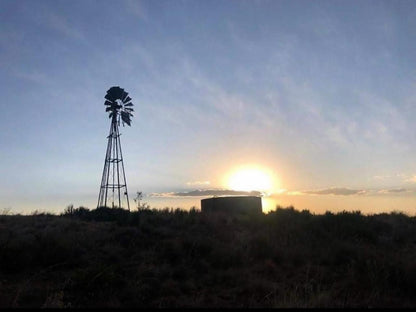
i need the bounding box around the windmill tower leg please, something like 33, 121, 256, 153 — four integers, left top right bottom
98, 121, 113, 208
115, 123, 130, 211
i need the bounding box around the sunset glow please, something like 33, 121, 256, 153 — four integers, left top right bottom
226, 166, 276, 193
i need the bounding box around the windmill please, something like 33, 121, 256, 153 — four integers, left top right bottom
97, 86, 134, 210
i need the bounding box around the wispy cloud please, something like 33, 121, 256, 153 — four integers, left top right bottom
125, 0, 148, 21
46, 12, 85, 41
186, 181, 211, 186
378, 188, 408, 194
405, 176, 416, 183
270, 187, 415, 197
373, 173, 416, 184
150, 189, 263, 198
373, 174, 393, 181
12, 70, 50, 85
300, 188, 366, 196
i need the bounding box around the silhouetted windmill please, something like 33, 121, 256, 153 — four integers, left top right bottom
97, 86, 134, 210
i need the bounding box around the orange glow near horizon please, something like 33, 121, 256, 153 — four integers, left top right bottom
225, 165, 278, 194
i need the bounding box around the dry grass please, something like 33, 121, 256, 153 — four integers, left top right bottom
0, 206, 416, 308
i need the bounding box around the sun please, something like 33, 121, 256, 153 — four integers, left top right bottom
226, 165, 276, 193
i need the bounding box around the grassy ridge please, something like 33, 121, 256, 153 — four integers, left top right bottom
1, 206, 416, 308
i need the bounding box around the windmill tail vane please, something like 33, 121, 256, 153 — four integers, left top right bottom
97, 86, 134, 210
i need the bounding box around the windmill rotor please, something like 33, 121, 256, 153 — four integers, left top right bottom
104, 86, 134, 126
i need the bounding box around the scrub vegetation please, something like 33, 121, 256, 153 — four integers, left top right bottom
1, 206, 416, 308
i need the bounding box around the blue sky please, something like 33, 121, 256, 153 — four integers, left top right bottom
1, 0, 416, 213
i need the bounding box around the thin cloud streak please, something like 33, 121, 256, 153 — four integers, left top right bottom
270, 187, 416, 197
125, 0, 149, 22
186, 181, 211, 186
150, 189, 263, 198
46, 12, 85, 41
301, 188, 366, 196
378, 188, 409, 194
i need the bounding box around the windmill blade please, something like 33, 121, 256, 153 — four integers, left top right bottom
104, 100, 113, 106
112, 87, 124, 99
124, 103, 133, 107
105, 93, 116, 102
123, 96, 132, 103
121, 91, 129, 102
121, 111, 131, 126
121, 115, 131, 126
121, 110, 130, 118
106, 86, 124, 101
124, 107, 134, 112
106, 102, 119, 111
105, 87, 118, 101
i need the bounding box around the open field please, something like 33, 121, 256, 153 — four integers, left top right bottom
1, 206, 416, 308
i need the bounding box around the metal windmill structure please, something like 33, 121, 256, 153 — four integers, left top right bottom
97, 86, 134, 210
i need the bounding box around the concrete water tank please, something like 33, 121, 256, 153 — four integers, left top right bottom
201, 196, 262, 214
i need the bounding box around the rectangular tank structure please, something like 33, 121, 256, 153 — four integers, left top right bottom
201, 196, 262, 215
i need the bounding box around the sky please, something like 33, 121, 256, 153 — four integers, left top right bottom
1, 0, 416, 215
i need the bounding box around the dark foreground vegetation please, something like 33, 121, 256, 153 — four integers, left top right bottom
1, 206, 416, 308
